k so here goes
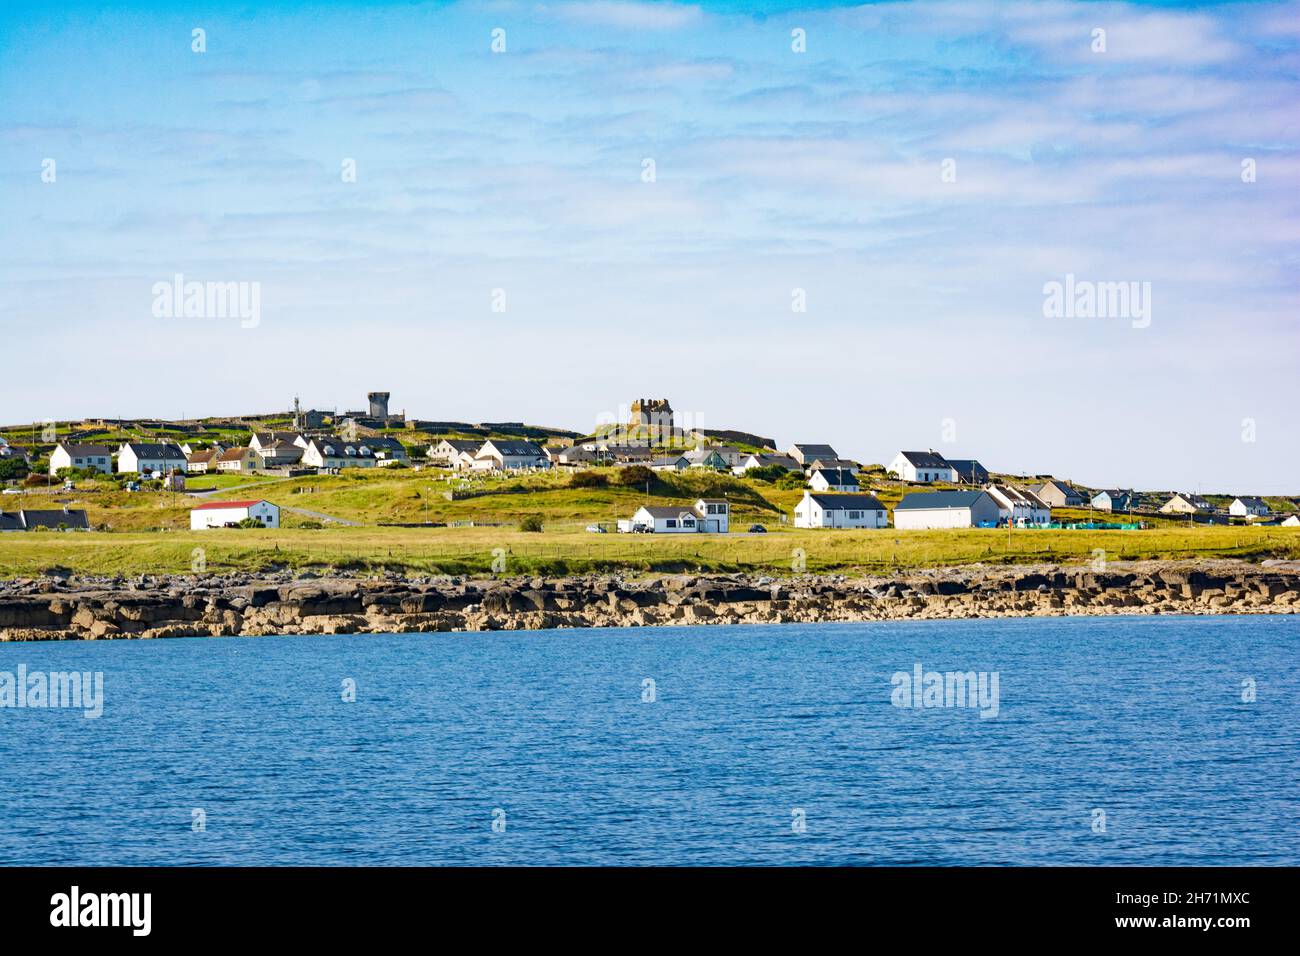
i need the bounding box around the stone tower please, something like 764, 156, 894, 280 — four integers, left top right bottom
368, 392, 391, 420
630, 398, 674, 431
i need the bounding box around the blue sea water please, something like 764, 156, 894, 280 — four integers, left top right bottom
0, 615, 1296, 866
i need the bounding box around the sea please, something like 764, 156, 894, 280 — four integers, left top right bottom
1, 615, 1296, 865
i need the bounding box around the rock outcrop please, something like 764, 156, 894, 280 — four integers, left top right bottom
1, 559, 1298, 641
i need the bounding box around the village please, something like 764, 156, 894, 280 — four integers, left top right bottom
1, 392, 1296, 540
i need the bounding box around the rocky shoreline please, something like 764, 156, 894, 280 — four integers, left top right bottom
1, 559, 1298, 641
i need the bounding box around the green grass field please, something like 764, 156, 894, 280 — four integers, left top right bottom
2, 523, 1297, 578
4, 465, 1297, 577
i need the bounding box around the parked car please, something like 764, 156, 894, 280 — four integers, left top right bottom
1, 487, 22, 495
585, 524, 606, 533
748, 524, 767, 533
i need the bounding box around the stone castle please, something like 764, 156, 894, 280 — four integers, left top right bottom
629, 398, 674, 430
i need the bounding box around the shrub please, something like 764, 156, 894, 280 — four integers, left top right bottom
776, 472, 808, 490
298, 520, 323, 530
745, 465, 789, 484
519, 515, 544, 532
236, 517, 265, 529
615, 465, 654, 487
0, 458, 29, 481
568, 471, 608, 489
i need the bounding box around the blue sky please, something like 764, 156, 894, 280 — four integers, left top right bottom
1, 0, 1297, 491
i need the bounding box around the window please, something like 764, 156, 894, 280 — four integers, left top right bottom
667, 519, 677, 528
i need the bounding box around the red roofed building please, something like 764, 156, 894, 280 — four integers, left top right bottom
190, 499, 280, 530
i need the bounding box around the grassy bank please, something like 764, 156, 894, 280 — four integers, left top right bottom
1, 524, 1298, 578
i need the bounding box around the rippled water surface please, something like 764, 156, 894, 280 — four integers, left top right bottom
1, 615, 1296, 865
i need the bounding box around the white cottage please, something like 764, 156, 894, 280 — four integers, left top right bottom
1229, 497, 1269, 518
117, 442, 187, 476
190, 499, 280, 530
622, 498, 729, 533
888, 450, 957, 484
808, 468, 860, 493
985, 484, 1051, 525
474, 439, 549, 471
48, 442, 113, 476
794, 491, 887, 529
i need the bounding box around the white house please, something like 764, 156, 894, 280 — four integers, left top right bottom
893, 490, 1001, 530
429, 439, 482, 466
985, 484, 1051, 525
808, 468, 860, 493
1229, 497, 1269, 518
649, 455, 690, 472
621, 498, 729, 533
117, 442, 187, 476
190, 499, 280, 530
300, 437, 379, 470
794, 491, 887, 529
733, 453, 800, 475
1281, 515, 1300, 527
48, 442, 113, 476
888, 450, 957, 484
474, 439, 549, 471
787, 443, 838, 466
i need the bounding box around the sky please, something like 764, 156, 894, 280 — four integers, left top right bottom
1, 0, 1297, 492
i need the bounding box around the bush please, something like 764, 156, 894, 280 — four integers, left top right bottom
519, 515, 544, 532
236, 517, 265, 529
615, 465, 654, 487
776, 471, 808, 490
297, 520, 323, 530
745, 465, 789, 484
0, 458, 29, 481
568, 470, 608, 488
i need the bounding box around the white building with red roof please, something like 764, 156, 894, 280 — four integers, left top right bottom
190, 499, 280, 530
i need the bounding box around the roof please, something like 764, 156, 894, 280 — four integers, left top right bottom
434, 439, 482, 451
192, 499, 272, 511
56, 442, 111, 457
217, 446, 252, 461
1235, 496, 1268, 507
649, 456, 687, 466
895, 490, 989, 511
481, 439, 544, 456
636, 505, 699, 519
987, 484, 1047, 507
308, 437, 376, 457
696, 498, 729, 505
187, 449, 220, 462
0, 512, 21, 532
806, 493, 885, 511
897, 450, 950, 469
744, 454, 800, 469
947, 459, 988, 480
791, 443, 838, 458
122, 443, 186, 459
1037, 479, 1080, 496
16, 508, 90, 530
813, 468, 859, 485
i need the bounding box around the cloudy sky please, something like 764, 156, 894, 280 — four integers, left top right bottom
1, 0, 1297, 491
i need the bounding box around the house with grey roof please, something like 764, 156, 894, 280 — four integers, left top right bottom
1229, 497, 1270, 518
1092, 489, 1139, 512
0, 507, 90, 532
808, 468, 860, 493
622, 498, 730, 533
48, 442, 112, 476
733, 453, 801, 475
948, 459, 989, 485
1160, 492, 1212, 515
1033, 479, 1085, 508
893, 490, 1000, 529
117, 442, 186, 476
473, 439, 549, 471
787, 443, 839, 466
794, 491, 887, 529
888, 450, 957, 483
